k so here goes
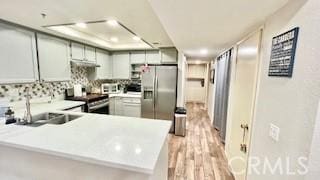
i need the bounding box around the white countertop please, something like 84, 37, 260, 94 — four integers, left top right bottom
109, 92, 141, 98
0, 104, 171, 174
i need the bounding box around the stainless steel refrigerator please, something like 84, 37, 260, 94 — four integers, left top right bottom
141, 65, 177, 132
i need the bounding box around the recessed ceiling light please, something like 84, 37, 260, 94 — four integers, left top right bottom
75, 22, 87, 28
110, 37, 118, 42
107, 20, 119, 27
200, 49, 208, 55
133, 36, 141, 41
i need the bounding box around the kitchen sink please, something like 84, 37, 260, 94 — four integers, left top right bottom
25, 112, 83, 127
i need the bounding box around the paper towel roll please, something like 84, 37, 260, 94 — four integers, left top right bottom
74, 84, 82, 97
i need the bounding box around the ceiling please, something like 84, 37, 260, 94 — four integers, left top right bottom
46, 21, 151, 49
0, 0, 173, 50
148, 0, 289, 58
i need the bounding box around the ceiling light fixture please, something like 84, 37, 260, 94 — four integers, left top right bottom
107, 20, 119, 27
133, 36, 141, 41
110, 37, 119, 42
75, 22, 87, 28
200, 49, 208, 55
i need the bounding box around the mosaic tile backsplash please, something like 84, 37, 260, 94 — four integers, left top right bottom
0, 65, 131, 102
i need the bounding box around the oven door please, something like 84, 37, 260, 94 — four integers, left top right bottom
88, 101, 109, 114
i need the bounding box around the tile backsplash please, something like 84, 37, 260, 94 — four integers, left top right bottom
0, 65, 131, 102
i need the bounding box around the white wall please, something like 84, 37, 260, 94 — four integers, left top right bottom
176, 51, 187, 107
248, 0, 320, 179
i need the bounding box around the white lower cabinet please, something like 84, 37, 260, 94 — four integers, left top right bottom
109, 96, 141, 117
123, 102, 141, 117
114, 97, 123, 116
109, 97, 115, 115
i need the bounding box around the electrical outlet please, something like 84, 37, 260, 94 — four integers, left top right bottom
269, 123, 280, 141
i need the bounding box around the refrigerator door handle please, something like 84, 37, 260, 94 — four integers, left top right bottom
155, 75, 158, 105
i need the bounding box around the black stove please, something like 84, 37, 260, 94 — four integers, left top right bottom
65, 90, 109, 114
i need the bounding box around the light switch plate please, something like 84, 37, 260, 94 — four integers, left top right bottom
269, 123, 280, 141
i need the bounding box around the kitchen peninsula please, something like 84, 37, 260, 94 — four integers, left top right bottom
0, 102, 170, 180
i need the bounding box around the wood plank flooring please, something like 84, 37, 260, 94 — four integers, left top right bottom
168, 103, 234, 180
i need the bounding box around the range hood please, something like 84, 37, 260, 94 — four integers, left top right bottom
70, 60, 100, 68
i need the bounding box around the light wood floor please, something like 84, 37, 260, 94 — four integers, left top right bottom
168, 103, 234, 180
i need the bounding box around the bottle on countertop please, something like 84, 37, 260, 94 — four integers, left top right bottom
5, 107, 16, 124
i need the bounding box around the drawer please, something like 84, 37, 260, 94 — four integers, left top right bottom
122, 97, 141, 104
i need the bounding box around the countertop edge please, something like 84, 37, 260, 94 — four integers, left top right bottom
0, 140, 154, 174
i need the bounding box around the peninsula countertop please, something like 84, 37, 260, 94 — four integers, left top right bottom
0, 111, 171, 174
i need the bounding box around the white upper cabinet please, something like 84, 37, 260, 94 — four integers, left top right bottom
146, 50, 161, 64
71, 42, 85, 60
161, 48, 177, 64
130, 51, 146, 64
85, 46, 96, 63
37, 34, 71, 82
88, 49, 112, 80
0, 23, 38, 84
112, 52, 130, 79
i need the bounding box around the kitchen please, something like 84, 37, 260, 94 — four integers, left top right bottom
0, 2, 180, 178
2, 0, 315, 180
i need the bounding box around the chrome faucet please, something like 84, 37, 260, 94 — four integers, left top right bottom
47, 83, 55, 103
24, 86, 32, 124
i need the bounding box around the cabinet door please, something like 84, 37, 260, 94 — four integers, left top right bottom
114, 97, 123, 116
96, 49, 112, 79
130, 51, 146, 64
123, 103, 141, 117
0, 23, 38, 84
112, 52, 130, 79
161, 48, 177, 64
71, 42, 84, 60
85, 46, 96, 63
37, 34, 71, 82
109, 97, 115, 115
146, 50, 161, 64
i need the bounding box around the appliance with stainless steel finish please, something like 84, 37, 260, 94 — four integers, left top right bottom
141, 65, 177, 132
101, 83, 120, 94
65, 88, 109, 114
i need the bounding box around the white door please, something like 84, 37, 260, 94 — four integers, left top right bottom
123, 103, 141, 117
96, 49, 112, 79
146, 50, 161, 64
109, 97, 115, 115
112, 52, 130, 79
37, 34, 71, 82
161, 48, 177, 64
0, 23, 38, 84
130, 51, 146, 64
227, 30, 262, 180
114, 97, 123, 116
85, 46, 96, 63
71, 42, 84, 60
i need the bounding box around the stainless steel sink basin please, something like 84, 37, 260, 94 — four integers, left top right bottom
25, 113, 83, 127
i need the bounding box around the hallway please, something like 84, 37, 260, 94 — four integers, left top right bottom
168, 103, 234, 180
